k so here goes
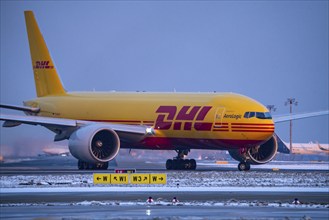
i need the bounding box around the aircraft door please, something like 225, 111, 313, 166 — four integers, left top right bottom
214, 107, 226, 128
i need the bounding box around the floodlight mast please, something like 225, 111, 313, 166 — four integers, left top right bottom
266, 105, 276, 113
285, 98, 298, 152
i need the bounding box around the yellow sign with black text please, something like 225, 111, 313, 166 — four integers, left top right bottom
93, 173, 166, 184
130, 174, 150, 184
150, 174, 167, 184
93, 173, 112, 184
111, 174, 129, 184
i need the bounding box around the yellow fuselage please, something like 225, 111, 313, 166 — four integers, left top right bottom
26, 92, 275, 150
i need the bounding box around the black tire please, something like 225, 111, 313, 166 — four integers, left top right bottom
78, 160, 84, 170
190, 159, 197, 170
238, 162, 246, 171
101, 162, 109, 170
166, 159, 173, 170
245, 163, 251, 171
174, 159, 184, 170
78, 160, 89, 170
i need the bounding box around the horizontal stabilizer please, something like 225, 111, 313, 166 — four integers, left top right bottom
0, 103, 40, 113
2, 121, 22, 127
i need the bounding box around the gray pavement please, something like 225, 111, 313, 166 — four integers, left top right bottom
1, 156, 328, 220
1, 204, 328, 220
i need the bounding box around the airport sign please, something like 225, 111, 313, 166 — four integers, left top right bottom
130, 174, 150, 184
111, 174, 129, 184
93, 173, 112, 184
93, 173, 166, 184
150, 174, 167, 184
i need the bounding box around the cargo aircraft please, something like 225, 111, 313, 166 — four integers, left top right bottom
1, 11, 328, 171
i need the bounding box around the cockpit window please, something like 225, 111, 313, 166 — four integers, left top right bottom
256, 112, 266, 119
263, 112, 272, 119
244, 111, 272, 119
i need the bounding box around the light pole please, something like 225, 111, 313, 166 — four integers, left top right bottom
285, 98, 298, 152
266, 105, 276, 113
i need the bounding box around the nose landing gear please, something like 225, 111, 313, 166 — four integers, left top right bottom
238, 161, 251, 171
166, 149, 197, 170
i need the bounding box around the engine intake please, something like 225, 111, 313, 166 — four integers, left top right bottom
247, 135, 278, 164
68, 125, 120, 163
229, 135, 278, 165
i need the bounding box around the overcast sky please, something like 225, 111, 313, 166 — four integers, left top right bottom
0, 1, 328, 156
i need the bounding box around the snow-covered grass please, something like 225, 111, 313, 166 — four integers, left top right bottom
1, 171, 328, 188
1, 171, 328, 209
1, 199, 328, 209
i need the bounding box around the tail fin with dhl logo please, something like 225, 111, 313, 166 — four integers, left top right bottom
24, 11, 66, 97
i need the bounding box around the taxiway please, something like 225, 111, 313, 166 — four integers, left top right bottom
1, 156, 328, 220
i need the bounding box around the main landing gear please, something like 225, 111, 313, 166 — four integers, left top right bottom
166, 149, 197, 170
78, 160, 109, 170
238, 161, 251, 171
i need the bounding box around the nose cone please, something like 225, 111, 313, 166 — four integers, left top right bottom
254, 109, 275, 142
218, 93, 276, 145
239, 95, 275, 142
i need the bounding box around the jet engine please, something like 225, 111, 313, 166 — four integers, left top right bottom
68, 125, 120, 164
228, 135, 278, 170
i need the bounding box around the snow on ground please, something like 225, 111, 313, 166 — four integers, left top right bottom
1, 171, 328, 188
1, 186, 328, 194
1, 199, 328, 209
1, 170, 328, 209
197, 161, 329, 170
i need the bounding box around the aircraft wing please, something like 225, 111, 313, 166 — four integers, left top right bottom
1, 114, 77, 127
0, 113, 152, 141
273, 110, 329, 123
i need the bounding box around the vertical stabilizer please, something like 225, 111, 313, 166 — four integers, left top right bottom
24, 11, 66, 97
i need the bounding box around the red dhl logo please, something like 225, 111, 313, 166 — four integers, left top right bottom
33, 61, 54, 69
155, 106, 213, 131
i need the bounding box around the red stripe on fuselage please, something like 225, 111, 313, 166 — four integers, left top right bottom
232, 129, 274, 133
231, 123, 274, 126
232, 126, 274, 129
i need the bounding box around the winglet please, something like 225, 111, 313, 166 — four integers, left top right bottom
24, 11, 66, 97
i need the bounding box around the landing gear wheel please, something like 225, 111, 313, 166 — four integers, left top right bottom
165, 159, 197, 170
166, 159, 173, 170
78, 160, 88, 170
238, 162, 250, 171
96, 162, 109, 170
190, 159, 197, 170
78, 160, 109, 170
166, 149, 197, 170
